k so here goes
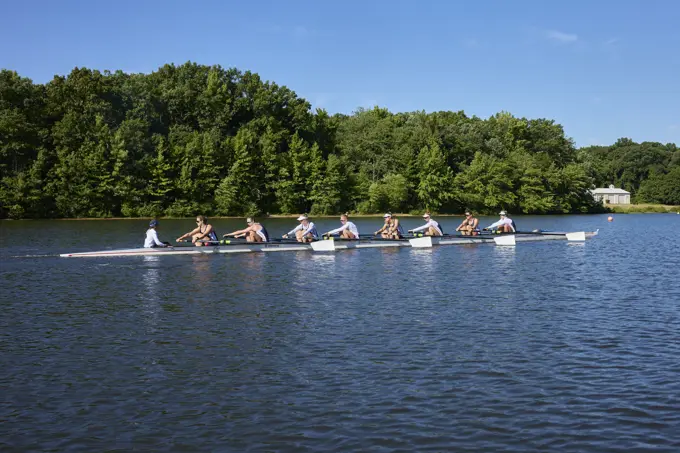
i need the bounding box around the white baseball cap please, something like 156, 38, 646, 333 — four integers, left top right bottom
423, 213, 431, 218
383, 213, 392, 218
297, 215, 308, 221
499, 210, 507, 216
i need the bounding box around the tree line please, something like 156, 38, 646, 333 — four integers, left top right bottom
579, 138, 679, 205
1, 63, 677, 219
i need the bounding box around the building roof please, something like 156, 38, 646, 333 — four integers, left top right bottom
591, 184, 630, 195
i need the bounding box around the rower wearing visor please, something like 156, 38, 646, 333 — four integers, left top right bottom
375, 213, 404, 239
176, 215, 218, 246
456, 211, 480, 236
483, 210, 516, 233
283, 214, 318, 243
323, 214, 359, 239
224, 217, 270, 242
409, 212, 443, 236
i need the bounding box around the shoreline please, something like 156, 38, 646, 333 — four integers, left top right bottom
607, 204, 680, 214
2, 205, 678, 221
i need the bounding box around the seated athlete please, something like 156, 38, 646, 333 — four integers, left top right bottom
375, 213, 404, 239
324, 213, 359, 239
144, 220, 170, 248
483, 211, 516, 233
456, 211, 480, 236
224, 217, 270, 242
176, 215, 218, 246
283, 214, 318, 243
409, 212, 443, 236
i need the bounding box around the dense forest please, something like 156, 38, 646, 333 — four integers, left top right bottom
1, 63, 678, 219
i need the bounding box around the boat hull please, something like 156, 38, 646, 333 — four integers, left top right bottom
60, 231, 598, 257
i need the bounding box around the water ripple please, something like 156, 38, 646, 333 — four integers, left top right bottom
1, 215, 680, 451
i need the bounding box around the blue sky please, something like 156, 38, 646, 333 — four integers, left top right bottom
1, 0, 678, 147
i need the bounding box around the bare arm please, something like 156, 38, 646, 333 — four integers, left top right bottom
375, 221, 390, 234
224, 225, 254, 237
195, 224, 214, 240
177, 226, 201, 242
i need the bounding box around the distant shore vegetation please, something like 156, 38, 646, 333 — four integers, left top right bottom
1, 63, 678, 219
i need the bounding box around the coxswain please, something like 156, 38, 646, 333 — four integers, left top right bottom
409, 212, 443, 236
323, 213, 359, 239
283, 214, 318, 243
224, 217, 270, 242
176, 215, 218, 246
455, 210, 480, 236
144, 220, 170, 248
375, 213, 404, 239
483, 210, 516, 233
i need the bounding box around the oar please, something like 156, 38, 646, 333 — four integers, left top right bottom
177, 239, 222, 245
218, 237, 304, 245
511, 230, 574, 236
322, 235, 407, 242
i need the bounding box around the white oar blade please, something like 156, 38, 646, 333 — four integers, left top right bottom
494, 235, 516, 246
409, 236, 433, 248
310, 238, 336, 252
566, 231, 586, 242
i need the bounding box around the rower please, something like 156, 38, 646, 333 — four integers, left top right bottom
483, 210, 516, 233
323, 213, 359, 239
144, 220, 169, 248
456, 210, 480, 236
409, 212, 443, 236
223, 217, 270, 242
283, 214, 318, 243
375, 213, 404, 239
176, 215, 218, 246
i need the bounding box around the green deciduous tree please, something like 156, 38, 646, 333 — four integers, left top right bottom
415, 139, 454, 212
1, 63, 652, 219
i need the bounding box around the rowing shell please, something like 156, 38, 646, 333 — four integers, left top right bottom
59, 230, 598, 257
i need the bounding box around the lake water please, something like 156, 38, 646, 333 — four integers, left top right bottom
1, 214, 679, 452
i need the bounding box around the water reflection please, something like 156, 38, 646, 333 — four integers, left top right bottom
141, 255, 161, 333
306, 253, 337, 268
409, 248, 435, 272
190, 254, 214, 288
140, 255, 165, 380
488, 245, 517, 291
376, 247, 403, 275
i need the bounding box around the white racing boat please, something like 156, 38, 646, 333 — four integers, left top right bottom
60, 230, 599, 257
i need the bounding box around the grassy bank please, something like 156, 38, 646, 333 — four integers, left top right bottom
608, 204, 680, 213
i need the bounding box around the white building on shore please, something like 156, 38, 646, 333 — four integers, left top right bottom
591, 185, 631, 205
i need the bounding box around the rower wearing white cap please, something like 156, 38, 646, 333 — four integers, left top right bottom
375, 213, 404, 239
323, 213, 359, 239
224, 217, 270, 242
483, 210, 516, 233
283, 214, 319, 243
409, 212, 443, 236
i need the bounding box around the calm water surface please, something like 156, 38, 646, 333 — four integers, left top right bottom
1, 215, 679, 452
